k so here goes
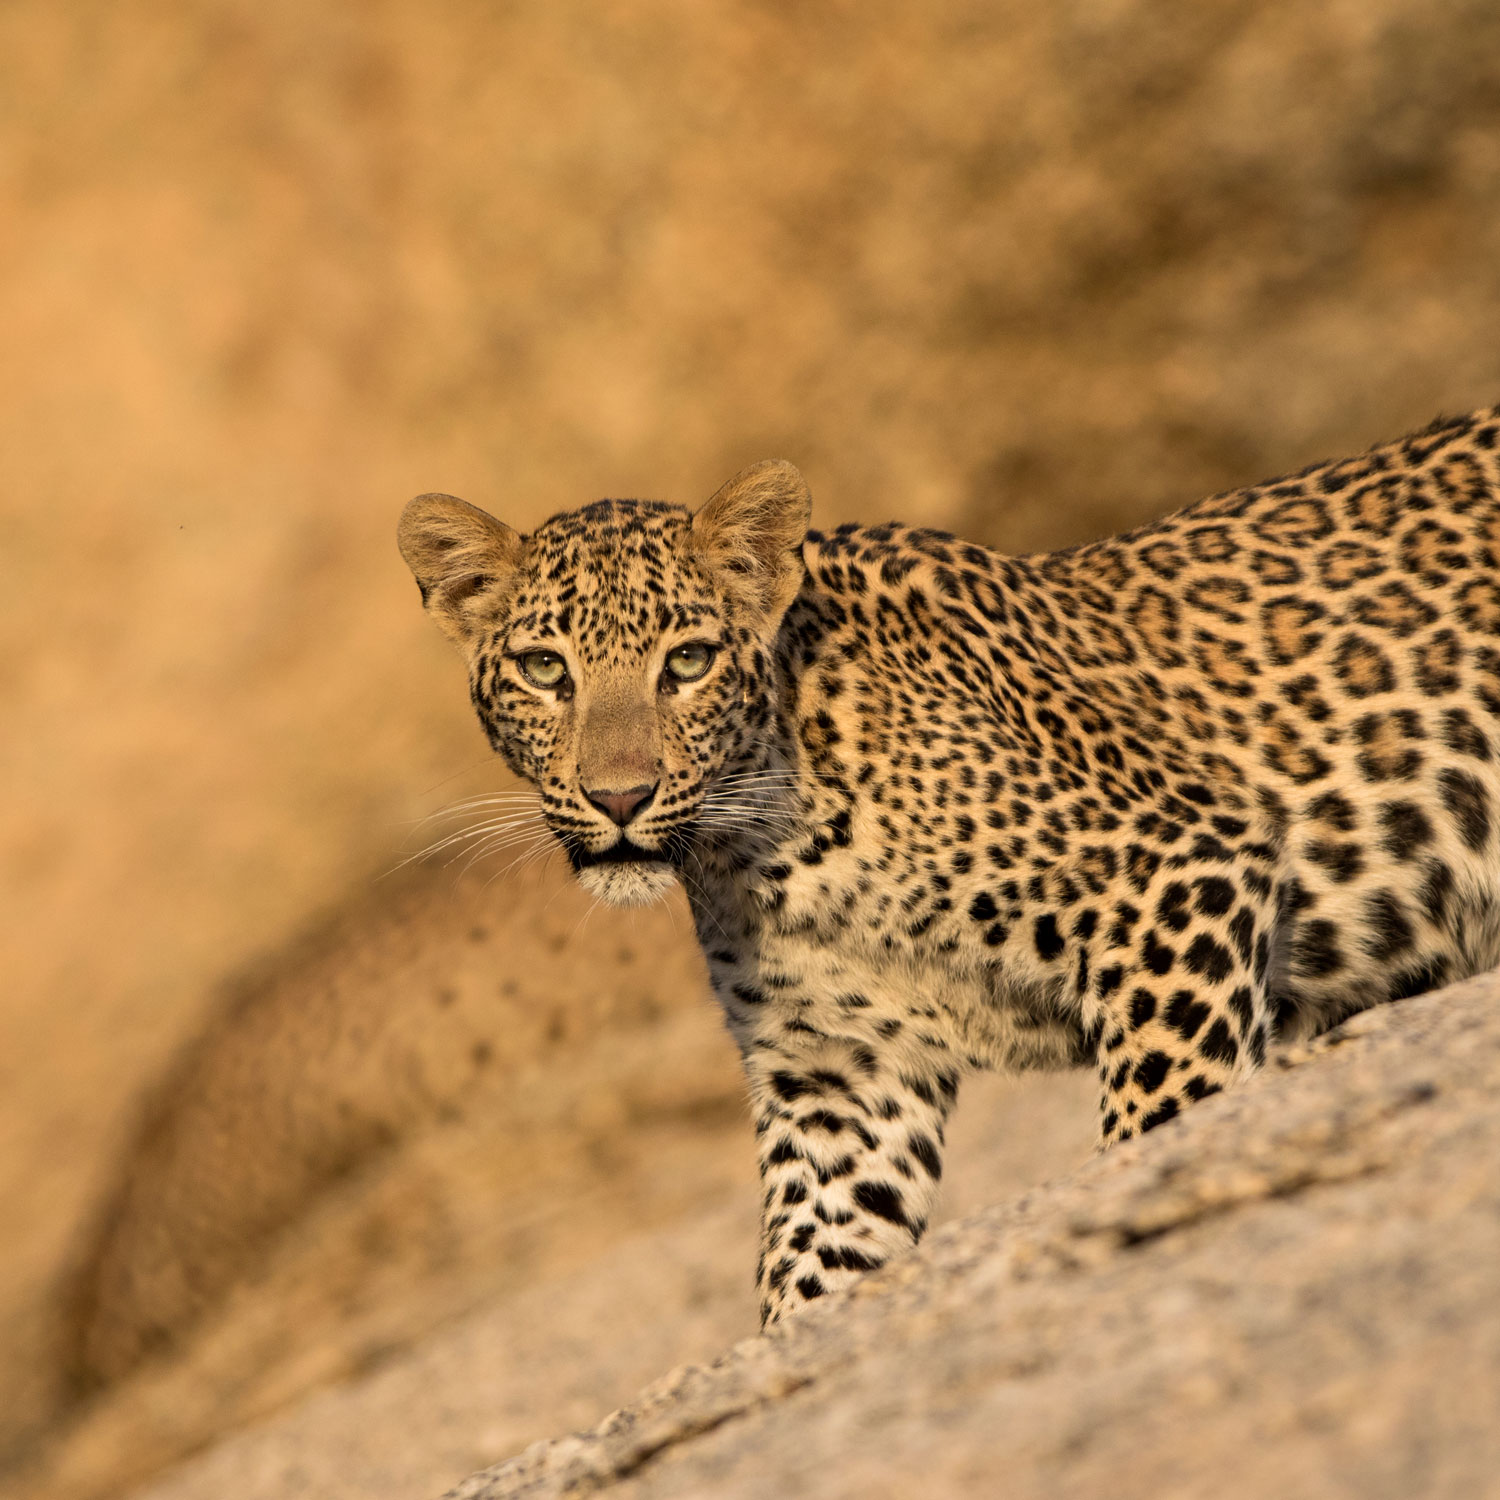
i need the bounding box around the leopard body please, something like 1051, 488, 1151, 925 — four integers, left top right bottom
399, 405, 1500, 1323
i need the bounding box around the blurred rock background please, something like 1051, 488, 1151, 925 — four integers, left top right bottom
2, 0, 1499, 1495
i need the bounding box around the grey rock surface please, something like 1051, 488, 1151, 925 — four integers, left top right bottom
122, 1067, 1093, 1500
446, 977, 1500, 1500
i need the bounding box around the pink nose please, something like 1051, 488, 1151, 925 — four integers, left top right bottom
585, 783, 657, 826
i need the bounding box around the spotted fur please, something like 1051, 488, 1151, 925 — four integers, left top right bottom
399, 408, 1500, 1325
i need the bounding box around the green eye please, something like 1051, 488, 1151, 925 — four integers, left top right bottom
518, 650, 568, 689
665, 642, 715, 683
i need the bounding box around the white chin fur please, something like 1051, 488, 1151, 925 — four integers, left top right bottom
576, 861, 678, 907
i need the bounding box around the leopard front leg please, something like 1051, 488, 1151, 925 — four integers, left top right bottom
1089, 863, 1277, 1146
742, 1030, 959, 1327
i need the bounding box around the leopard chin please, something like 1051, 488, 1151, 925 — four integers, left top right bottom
576, 860, 679, 908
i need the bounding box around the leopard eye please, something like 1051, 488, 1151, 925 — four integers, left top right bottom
664, 642, 715, 683
517, 650, 568, 689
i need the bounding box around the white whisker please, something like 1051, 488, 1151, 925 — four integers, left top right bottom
410, 794, 542, 827
383, 806, 549, 879
481, 832, 560, 891
458, 826, 551, 873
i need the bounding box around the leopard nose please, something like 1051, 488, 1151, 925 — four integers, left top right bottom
584, 782, 657, 826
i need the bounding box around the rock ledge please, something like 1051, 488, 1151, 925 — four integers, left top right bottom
446, 977, 1500, 1500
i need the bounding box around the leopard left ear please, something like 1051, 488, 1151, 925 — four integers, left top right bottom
690, 459, 811, 624
397, 492, 525, 648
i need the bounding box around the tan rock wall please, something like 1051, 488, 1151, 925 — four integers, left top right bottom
5, 2, 1500, 1493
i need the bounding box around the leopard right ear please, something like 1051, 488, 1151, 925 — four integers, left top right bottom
397, 493, 525, 647
690, 459, 812, 625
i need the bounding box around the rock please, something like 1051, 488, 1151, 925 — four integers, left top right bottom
95, 1070, 1093, 1500
9, 855, 1092, 1500
63, 860, 713, 1394
9, 0, 1500, 1490
445, 977, 1500, 1500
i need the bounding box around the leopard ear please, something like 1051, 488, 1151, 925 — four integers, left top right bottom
690, 459, 811, 624
397, 493, 525, 647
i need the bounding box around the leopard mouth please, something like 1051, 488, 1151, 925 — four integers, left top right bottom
568, 825, 697, 871
571, 839, 669, 869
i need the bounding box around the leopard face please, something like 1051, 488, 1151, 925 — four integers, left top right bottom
466, 502, 760, 908
398, 462, 811, 906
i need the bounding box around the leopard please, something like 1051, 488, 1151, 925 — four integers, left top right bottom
398, 403, 1500, 1327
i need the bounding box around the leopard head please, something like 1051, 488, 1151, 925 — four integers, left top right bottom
398, 460, 810, 906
